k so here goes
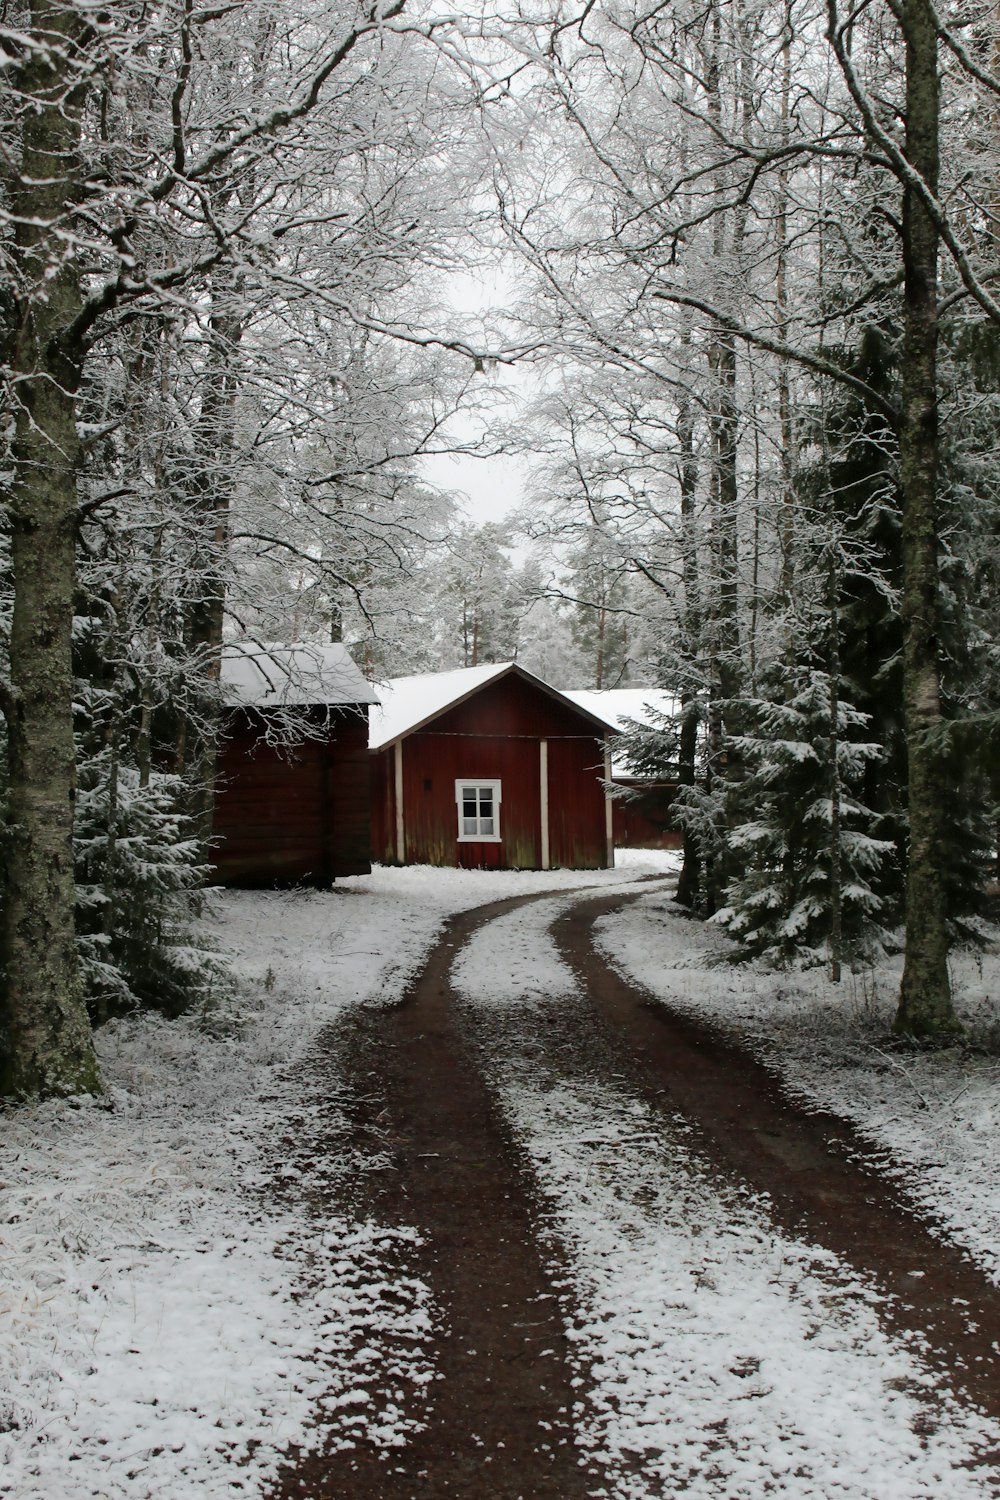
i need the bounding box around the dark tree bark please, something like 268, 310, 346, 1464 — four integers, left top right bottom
184, 291, 243, 847
674, 385, 703, 912
893, 0, 960, 1036
1, 0, 101, 1096
0, 0, 405, 1099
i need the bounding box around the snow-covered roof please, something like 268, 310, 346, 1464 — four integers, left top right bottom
561, 688, 678, 733
561, 688, 678, 778
221, 641, 378, 709
369, 662, 618, 750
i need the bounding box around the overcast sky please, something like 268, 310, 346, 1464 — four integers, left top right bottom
418, 264, 540, 526
420, 445, 532, 525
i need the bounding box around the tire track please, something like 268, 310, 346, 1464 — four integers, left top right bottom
270, 891, 604, 1500
552, 889, 1000, 1423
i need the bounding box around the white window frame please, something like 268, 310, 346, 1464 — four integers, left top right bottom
455, 779, 502, 843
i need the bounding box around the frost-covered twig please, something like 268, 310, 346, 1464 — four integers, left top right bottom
867, 1047, 932, 1110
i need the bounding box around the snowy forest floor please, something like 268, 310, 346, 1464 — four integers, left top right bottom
4, 854, 1000, 1498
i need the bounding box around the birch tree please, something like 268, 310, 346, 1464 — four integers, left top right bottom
492, 0, 1000, 1029
0, 0, 489, 1096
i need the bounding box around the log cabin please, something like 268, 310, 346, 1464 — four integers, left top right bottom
212, 642, 378, 885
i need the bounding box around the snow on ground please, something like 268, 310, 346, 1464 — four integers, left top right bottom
595, 888, 1000, 1285
15, 848, 992, 1499
0, 857, 666, 1500
451, 897, 578, 1007
454, 910, 1000, 1499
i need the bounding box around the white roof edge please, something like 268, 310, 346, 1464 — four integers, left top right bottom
369, 662, 619, 751
560, 687, 678, 733
369, 662, 513, 749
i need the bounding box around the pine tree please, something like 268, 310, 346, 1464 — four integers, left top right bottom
716, 657, 892, 968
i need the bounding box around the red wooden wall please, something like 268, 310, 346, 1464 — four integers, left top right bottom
371, 673, 611, 870
212, 707, 371, 885
612, 780, 682, 849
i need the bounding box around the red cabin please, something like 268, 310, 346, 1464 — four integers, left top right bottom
370, 663, 617, 869
212, 642, 378, 886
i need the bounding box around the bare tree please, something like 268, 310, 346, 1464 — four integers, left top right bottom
0, 0, 493, 1096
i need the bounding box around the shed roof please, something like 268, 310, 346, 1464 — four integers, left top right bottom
369, 662, 618, 750
561, 688, 678, 777
560, 688, 677, 732
220, 641, 379, 709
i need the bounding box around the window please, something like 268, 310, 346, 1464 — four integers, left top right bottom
455, 780, 502, 842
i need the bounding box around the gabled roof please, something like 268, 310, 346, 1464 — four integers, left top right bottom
221, 641, 379, 709
369, 661, 618, 750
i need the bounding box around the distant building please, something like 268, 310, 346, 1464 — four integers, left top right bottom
562, 689, 681, 851
369, 663, 618, 869
212, 642, 377, 885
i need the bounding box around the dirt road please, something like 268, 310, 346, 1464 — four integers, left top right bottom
270, 885, 1000, 1499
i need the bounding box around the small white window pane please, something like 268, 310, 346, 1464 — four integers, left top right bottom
456, 778, 500, 840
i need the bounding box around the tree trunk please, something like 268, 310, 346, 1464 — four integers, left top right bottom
893, 0, 959, 1037
828, 551, 843, 984
594, 605, 606, 690
674, 382, 703, 911
708, 317, 743, 712
185, 294, 242, 848
1, 0, 101, 1097
776, 3, 796, 609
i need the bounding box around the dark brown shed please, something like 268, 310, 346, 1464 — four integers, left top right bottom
212, 642, 378, 886
369, 663, 617, 870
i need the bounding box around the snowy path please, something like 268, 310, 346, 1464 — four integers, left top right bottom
4, 858, 1000, 1499
454, 897, 1000, 1497
0, 863, 650, 1500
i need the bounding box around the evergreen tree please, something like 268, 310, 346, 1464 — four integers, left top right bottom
74, 751, 221, 1023
565, 533, 634, 689
807, 320, 998, 947
807, 325, 908, 925
71, 618, 223, 1024
716, 657, 892, 968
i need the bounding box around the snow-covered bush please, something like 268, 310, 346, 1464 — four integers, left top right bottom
75, 747, 225, 1021
714, 665, 893, 969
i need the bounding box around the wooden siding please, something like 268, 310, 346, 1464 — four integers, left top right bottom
401, 733, 544, 868
612, 780, 681, 850
546, 737, 609, 869
371, 672, 612, 870
212, 707, 371, 885
371, 747, 395, 864
425, 671, 606, 741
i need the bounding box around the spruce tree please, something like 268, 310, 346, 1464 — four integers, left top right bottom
715, 651, 892, 969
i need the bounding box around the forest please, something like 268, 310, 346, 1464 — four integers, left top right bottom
2, 0, 999, 1101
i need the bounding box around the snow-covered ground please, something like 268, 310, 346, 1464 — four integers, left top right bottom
454, 903, 1000, 1499
595, 888, 1000, 1285
5, 851, 1000, 1499
0, 856, 667, 1500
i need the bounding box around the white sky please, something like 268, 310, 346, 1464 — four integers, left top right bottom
421, 436, 532, 525
418, 266, 540, 525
